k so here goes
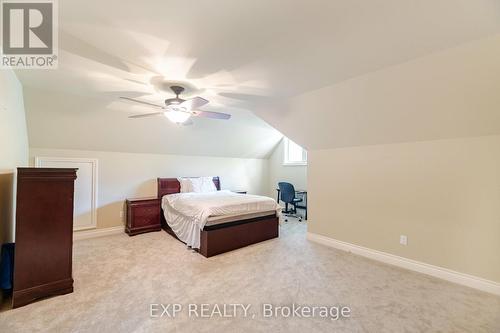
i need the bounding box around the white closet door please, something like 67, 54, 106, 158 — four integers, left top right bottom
35, 157, 98, 230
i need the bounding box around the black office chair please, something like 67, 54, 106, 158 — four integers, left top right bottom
278, 182, 303, 222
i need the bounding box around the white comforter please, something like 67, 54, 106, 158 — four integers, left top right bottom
162, 190, 281, 248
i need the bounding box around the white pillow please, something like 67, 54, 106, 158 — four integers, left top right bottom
199, 176, 217, 193
178, 177, 216, 193
178, 177, 198, 193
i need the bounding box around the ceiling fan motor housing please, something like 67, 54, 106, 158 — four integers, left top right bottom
165, 97, 185, 106
165, 85, 186, 106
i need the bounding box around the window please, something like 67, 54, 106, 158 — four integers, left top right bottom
283, 138, 307, 165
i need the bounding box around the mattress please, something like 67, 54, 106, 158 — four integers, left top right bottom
204, 210, 276, 227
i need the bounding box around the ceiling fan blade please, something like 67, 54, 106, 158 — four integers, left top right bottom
180, 96, 209, 110
128, 112, 165, 119
120, 97, 164, 108
192, 110, 231, 120
182, 119, 194, 126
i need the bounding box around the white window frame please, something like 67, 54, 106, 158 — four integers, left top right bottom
283, 138, 307, 166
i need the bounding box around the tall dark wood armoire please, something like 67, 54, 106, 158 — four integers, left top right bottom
12, 168, 77, 308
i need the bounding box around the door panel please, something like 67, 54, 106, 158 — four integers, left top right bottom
35, 158, 97, 230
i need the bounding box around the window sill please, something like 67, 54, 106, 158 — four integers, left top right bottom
283, 162, 307, 167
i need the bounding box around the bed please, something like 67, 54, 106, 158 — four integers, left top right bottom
158, 177, 280, 257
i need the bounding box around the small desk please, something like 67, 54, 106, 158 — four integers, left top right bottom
276, 188, 307, 220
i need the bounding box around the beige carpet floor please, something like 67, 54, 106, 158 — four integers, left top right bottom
1, 219, 499, 332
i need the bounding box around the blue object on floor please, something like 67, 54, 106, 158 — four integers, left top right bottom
0, 242, 15, 290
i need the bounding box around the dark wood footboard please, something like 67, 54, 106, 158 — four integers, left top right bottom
161, 208, 279, 257
200, 214, 279, 257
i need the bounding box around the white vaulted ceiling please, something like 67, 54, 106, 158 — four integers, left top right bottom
17, 0, 500, 156
254, 34, 500, 150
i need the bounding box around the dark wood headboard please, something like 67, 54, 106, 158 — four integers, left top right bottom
157, 177, 221, 199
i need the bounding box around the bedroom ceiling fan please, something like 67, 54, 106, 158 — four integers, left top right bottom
120, 86, 231, 124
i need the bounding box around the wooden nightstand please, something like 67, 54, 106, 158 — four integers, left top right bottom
125, 197, 161, 236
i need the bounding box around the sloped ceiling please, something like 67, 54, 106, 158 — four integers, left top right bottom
255, 34, 500, 150
17, 0, 500, 156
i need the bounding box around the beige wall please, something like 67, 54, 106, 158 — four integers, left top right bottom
267, 138, 307, 197
308, 135, 500, 283
0, 70, 29, 244
30, 148, 270, 230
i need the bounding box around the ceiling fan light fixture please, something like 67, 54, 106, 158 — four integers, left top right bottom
167, 105, 187, 112
164, 110, 191, 124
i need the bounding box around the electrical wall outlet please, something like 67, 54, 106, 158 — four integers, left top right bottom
119, 211, 124, 219
400, 235, 408, 246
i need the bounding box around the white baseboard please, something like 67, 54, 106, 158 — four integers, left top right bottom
307, 232, 500, 296
74, 226, 123, 241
